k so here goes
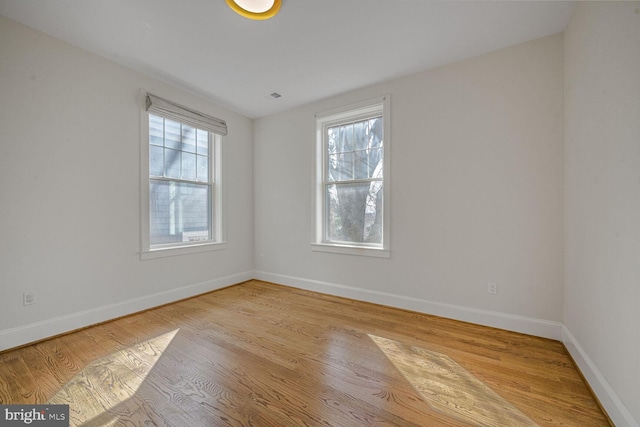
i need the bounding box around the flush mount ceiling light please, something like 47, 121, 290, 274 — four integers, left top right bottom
226, 0, 281, 20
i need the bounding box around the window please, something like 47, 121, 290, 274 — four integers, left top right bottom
313, 96, 390, 257
141, 94, 226, 259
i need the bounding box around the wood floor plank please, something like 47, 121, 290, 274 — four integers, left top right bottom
0, 280, 610, 426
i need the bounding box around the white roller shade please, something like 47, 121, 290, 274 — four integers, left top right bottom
146, 93, 228, 136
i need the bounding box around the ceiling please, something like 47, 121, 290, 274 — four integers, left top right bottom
0, 0, 576, 118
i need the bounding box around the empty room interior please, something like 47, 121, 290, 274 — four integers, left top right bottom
0, 1, 639, 426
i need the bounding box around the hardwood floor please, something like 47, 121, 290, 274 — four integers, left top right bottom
0, 280, 610, 426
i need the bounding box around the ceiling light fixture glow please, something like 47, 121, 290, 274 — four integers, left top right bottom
226, 0, 281, 20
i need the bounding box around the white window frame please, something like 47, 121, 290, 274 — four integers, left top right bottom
140, 93, 226, 260
312, 95, 390, 258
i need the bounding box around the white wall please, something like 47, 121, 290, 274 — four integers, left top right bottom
0, 16, 254, 350
254, 34, 565, 338
564, 2, 640, 426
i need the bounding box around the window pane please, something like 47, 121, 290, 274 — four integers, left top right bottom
368, 147, 383, 178
327, 154, 338, 182
182, 124, 196, 153
150, 145, 164, 177
164, 119, 181, 150
327, 127, 338, 155
337, 152, 354, 181
338, 124, 353, 152
326, 181, 382, 244
369, 117, 383, 149
149, 114, 164, 146
149, 180, 211, 245
197, 130, 208, 156
354, 149, 368, 180
197, 155, 208, 182
181, 152, 196, 180
164, 148, 181, 179
354, 121, 367, 150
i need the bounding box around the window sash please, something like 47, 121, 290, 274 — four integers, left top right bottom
324, 181, 383, 245
149, 179, 213, 247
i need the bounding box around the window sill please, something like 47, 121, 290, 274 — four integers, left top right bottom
311, 243, 390, 258
141, 242, 227, 260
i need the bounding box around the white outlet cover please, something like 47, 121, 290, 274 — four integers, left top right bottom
23, 291, 35, 305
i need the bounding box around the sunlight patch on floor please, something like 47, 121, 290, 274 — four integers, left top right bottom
369, 334, 538, 427
48, 329, 179, 426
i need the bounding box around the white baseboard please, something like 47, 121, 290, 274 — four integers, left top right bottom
0, 270, 253, 352
254, 271, 563, 340
562, 326, 639, 427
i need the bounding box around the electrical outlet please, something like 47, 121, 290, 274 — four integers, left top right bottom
23, 291, 36, 306
488, 282, 497, 295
